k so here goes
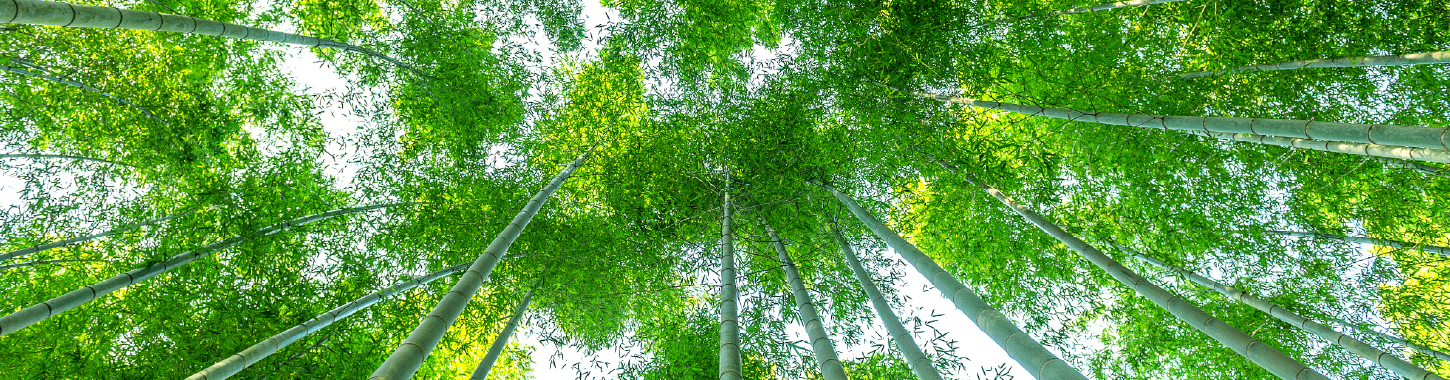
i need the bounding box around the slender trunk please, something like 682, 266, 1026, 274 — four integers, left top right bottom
0, 203, 401, 336
1047, 0, 1187, 16
764, 223, 848, 380
369, 151, 590, 380
928, 159, 1328, 380
0, 258, 107, 271
0, 153, 134, 167
0, 0, 419, 73
185, 262, 471, 380
832, 224, 944, 380
821, 183, 1088, 380
916, 92, 1450, 151
1127, 249, 1444, 380
468, 284, 537, 380
1270, 230, 1450, 258
717, 186, 742, 380
1320, 316, 1450, 363
2, 58, 168, 125
1190, 130, 1450, 165
0, 209, 194, 263
1183, 51, 1450, 79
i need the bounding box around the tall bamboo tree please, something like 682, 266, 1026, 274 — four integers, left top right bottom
1, 0, 416, 71
0, 202, 403, 336
915, 92, 1450, 153
370, 150, 590, 380
764, 222, 848, 380
832, 223, 944, 380
718, 187, 743, 380
927, 158, 1329, 380
1183, 51, 1450, 78
821, 182, 1089, 380
0, 209, 193, 263
1125, 247, 1444, 380
186, 262, 472, 380
469, 282, 538, 380
1269, 230, 1450, 258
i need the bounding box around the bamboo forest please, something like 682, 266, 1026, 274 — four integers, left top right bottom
4, 0, 1450, 378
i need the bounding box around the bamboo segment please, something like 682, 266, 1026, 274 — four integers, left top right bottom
0, 210, 193, 263
369, 151, 589, 380
1128, 250, 1444, 380
1319, 315, 1450, 363
185, 263, 471, 380
0, 203, 401, 336
822, 183, 1089, 380
0, 0, 417, 72
1047, 0, 1187, 16
718, 188, 742, 380
931, 159, 1328, 380
1269, 230, 1450, 258
468, 285, 536, 380
833, 224, 944, 380
765, 223, 848, 380
1191, 130, 1450, 165
1183, 51, 1450, 78
916, 92, 1450, 151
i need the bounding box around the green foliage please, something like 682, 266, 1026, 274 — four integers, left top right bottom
3, 0, 1449, 378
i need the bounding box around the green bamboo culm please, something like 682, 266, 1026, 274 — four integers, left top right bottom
0, 210, 193, 263
0, 203, 403, 336
1125, 249, 1445, 380
832, 223, 944, 380
468, 283, 537, 380
1046, 0, 1187, 16
186, 263, 471, 380
821, 182, 1089, 380
1183, 51, 1450, 78
1191, 131, 1450, 165
915, 92, 1450, 152
717, 184, 743, 380
764, 223, 848, 380
1269, 230, 1450, 258
928, 157, 1329, 380
0, 0, 419, 72
369, 151, 590, 380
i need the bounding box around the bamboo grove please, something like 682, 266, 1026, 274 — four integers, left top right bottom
1, 0, 1448, 378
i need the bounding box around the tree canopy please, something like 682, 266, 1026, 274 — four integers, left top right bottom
2, 0, 1448, 378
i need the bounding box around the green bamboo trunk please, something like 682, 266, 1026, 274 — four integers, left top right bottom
0, 203, 401, 336
932, 159, 1328, 380
0, 210, 193, 263
1048, 0, 1187, 16
1319, 316, 1450, 363
185, 263, 471, 380
764, 223, 848, 380
469, 285, 537, 380
0, 0, 415, 71
832, 224, 944, 380
369, 151, 589, 380
916, 92, 1450, 151
822, 183, 1088, 380
1192, 130, 1450, 165
1128, 250, 1444, 380
1183, 51, 1450, 78
718, 189, 743, 380
1270, 230, 1450, 258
